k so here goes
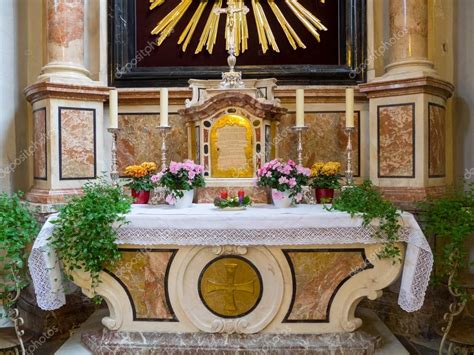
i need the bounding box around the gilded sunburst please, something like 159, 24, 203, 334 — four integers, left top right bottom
149, 0, 328, 55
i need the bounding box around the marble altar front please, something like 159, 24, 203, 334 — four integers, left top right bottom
29, 204, 432, 336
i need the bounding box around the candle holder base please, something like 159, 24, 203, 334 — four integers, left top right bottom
157, 126, 172, 170
107, 128, 122, 186
344, 127, 355, 187
292, 126, 308, 166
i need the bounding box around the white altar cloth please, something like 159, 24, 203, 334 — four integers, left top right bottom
29, 204, 433, 313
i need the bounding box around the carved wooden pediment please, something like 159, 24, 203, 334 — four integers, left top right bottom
178, 92, 287, 123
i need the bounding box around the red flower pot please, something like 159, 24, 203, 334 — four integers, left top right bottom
315, 188, 334, 204
131, 190, 150, 204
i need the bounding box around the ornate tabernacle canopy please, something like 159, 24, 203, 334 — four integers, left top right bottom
179, 78, 286, 179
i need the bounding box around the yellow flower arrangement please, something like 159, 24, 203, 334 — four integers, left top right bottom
311, 161, 341, 177
310, 161, 342, 189
141, 162, 158, 174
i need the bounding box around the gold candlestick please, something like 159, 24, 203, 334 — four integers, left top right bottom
107, 128, 121, 186
345, 127, 355, 186
158, 126, 171, 169
292, 126, 308, 166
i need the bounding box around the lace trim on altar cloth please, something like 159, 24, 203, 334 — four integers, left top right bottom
116, 225, 409, 246
28, 223, 432, 313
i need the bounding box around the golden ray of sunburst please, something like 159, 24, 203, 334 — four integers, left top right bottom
149, 0, 328, 55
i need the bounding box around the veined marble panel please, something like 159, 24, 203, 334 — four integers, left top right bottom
59, 107, 96, 179
283, 250, 370, 322
377, 104, 415, 178
428, 104, 446, 177
33, 108, 47, 180
108, 249, 177, 321
278, 112, 360, 175
117, 114, 188, 174
82, 329, 381, 354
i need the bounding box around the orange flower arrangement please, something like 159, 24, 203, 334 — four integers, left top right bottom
124, 162, 157, 192
124, 162, 157, 178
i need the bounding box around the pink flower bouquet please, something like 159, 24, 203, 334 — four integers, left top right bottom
151, 160, 205, 204
257, 159, 311, 203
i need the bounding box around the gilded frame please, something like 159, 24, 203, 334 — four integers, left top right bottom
210, 114, 254, 178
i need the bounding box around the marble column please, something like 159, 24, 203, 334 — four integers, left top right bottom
38, 0, 91, 83
385, 0, 435, 76
359, 0, 454, 205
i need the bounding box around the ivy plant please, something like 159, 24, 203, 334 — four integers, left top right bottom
50, 180, 132, 300
0, 192, 39, 311
328, 180, 402, 261
419, 183, 474, 300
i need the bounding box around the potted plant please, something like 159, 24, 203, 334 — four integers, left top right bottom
310, 161, 342, 204
124, 162, 157, 204
257, 159, 310, 208
419, 184, 474, 299
0, 192, 39, 351
51, 180, 132, 297
152, 160, 205, 208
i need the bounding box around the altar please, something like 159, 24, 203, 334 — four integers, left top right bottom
30, 204, 432, 339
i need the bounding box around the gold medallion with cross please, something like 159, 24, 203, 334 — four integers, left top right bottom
199, 256, 262, 318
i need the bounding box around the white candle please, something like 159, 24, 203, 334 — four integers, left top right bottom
345, 88, 354, 128
296, 89, 305, 127
109, 89, 118, 129
160, 88, 169, 127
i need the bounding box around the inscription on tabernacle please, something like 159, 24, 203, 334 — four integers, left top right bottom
215, 125, 249, 170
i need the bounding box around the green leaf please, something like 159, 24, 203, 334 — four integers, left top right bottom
50, 178, 132, 298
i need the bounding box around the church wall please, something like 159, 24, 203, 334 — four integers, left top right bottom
0, 0, 31, 194
114, 98, 369, 182
453, 0, 474, 185
116, 112, 189, 174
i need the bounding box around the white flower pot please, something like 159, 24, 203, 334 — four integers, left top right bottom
174, 189, 194, 208
271, 189, 293, 208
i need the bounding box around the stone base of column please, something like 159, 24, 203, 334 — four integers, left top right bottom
383, 58, 437, 79
26, 188, 83, 205
378, 186, 447, 203
24, 82, 110, 207
359, 76, 454, 204
37, 61, 93, 85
